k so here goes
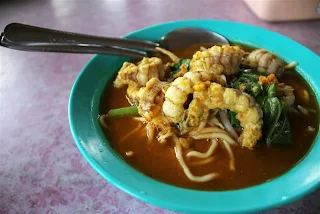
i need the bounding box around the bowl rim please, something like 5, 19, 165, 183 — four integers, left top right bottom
69, 19, 320, 213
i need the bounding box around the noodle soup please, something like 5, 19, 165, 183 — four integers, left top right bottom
99, 44, 319, 190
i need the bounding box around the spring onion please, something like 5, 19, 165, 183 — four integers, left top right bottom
105, 106, 138, 119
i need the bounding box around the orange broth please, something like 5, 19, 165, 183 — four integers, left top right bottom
100, 45, 319, 190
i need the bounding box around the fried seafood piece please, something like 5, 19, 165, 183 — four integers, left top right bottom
134, 78, 174, 142
190, 45, 245, 76
188, 82, 263, 149
136, 78, 168, 119
172, 63, 189, 78
277, 84, 295, 108
125, 84, 140, 105
162, 77, 193, 123
162, 69, 228, 123
113, 57, 165, 88
243, 49, 284, 77
184, 70, 227, 86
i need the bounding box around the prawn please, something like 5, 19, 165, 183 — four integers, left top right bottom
243, 49, 284, 77
163, 46, 243, 123
114, 57, 165, 88
188, 82, 263, 149
162, 71, 226, 123
162, 77, 193, 123
134, 78, 174, 143
136, 78, 168, 119
277, 84, 295, 107
190, 45, 245, 76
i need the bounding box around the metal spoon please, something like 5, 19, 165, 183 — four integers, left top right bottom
158, 27, 229, 50
0, 23, 229, 58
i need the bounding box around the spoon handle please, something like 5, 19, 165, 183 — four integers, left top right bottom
0, 23, 158, 58
0, 33, 148, 58
4, 23, 158, 50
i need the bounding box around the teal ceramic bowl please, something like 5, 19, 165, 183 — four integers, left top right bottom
69, 20, 320, 213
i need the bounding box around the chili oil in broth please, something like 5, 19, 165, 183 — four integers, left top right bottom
100, 44, 319, 190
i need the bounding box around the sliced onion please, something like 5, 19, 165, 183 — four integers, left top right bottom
297, 105, 309, 115
219, 110, 239, 141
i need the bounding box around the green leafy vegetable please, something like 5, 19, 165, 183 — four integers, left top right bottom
256, 83, 277, 106
105, 106, 138, 119
231, 72, 262, 97
230, 70, 292, 146
228, 111, 241, 128
169, 58, 191, 75
262, 97, 282, 138
266, 113, 292, 146
260, 86, 292, 146
265, 83, 277, 98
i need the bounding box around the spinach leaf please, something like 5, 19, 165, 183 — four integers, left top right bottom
266, 113, 292, 146
231, 70, 292, 146
228, 111, 241, 128
170, 58, 191, 74
231, 74, 262, 97
265, 83, 277, 98
262, 97, 292, 146
262, 97, 282, 137
255, 83, 277, 106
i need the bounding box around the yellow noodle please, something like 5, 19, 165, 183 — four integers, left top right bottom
98, 115, 109, 130
222, 140, 236, 171
192, 133, 238, 146
309, 108, 317, 114
146, 123, 155, 143
158, 131, 174, 143
307, 126, 315, 132
174, 144, 219, 182
197, 120, 207, 133
119, 123, 143, 143
189, 121, 211, 136
156, 47, 180, 63
172, 134, 180, 145
180, 126, 193, 135
125, 151, 134, 157
207, 116, 225, 129
189, 156, 216, 166
179, 137, 192, 149
186, 139, 218, 159
221, 75, 227, 83
199, 46, 207, 51
190, 125, 225, 137
214, 117, 225, 129
288, 107, 301, 115
284, 61, 297, 69
133, 117, 146, 123
297, 105, 309, 115
198, 127, 227, 134
302, 89, 310, 103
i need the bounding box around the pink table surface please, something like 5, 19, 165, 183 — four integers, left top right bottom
0, 0, 319, 213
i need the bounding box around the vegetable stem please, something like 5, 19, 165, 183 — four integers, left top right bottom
105, 106, 138, 119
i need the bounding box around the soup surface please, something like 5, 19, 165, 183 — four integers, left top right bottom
100, 45, 319, 190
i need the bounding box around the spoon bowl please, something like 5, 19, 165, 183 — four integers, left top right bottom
159, 27, 230, 50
